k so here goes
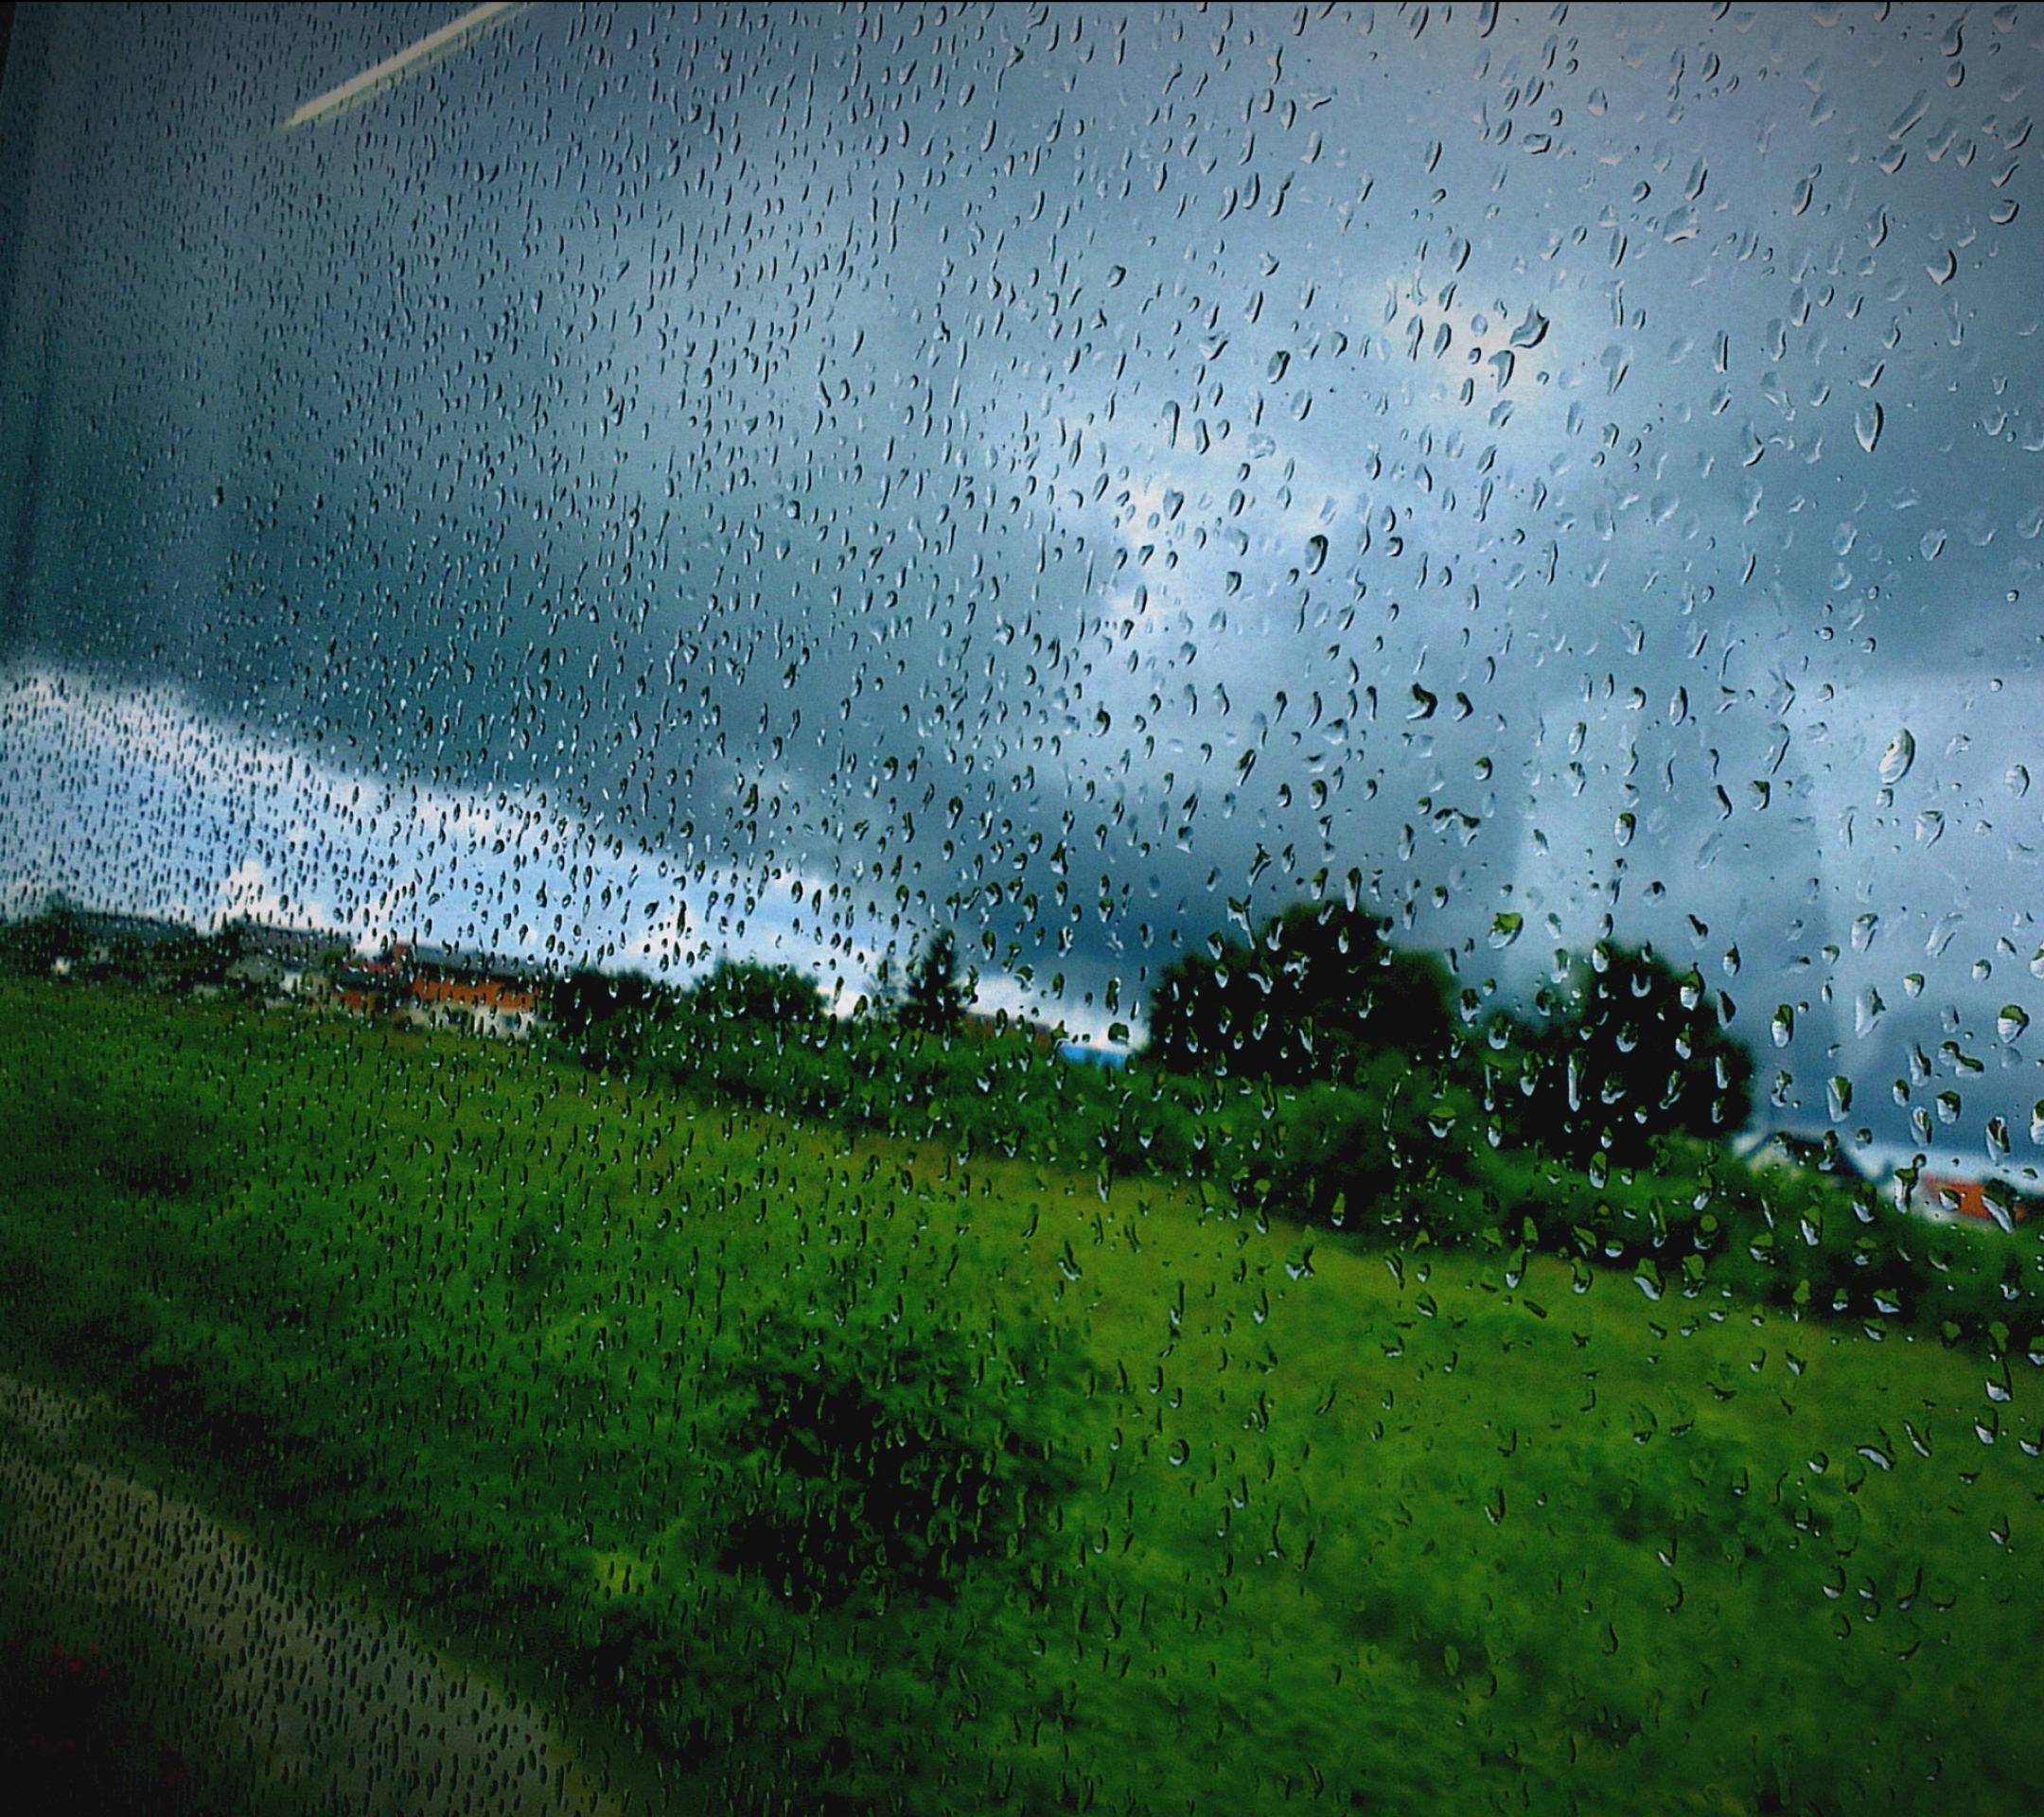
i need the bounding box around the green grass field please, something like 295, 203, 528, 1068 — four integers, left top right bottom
3, 979, 2041, 1814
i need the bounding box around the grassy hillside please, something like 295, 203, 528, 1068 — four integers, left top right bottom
2, 979, 2041, 1814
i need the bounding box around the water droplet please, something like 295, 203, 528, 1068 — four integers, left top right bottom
1998, 1005, 2030, 1043
1771, 1005, 1795, 1048
1878, 730, 1915, 784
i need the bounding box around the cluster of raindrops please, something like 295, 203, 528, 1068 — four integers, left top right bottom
2, 2, 2043, 1812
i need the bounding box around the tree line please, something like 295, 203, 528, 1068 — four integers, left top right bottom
6, 889, 1752, 1172
546, 899, 1753, 1172
1146, 900, 1754, 1166
551, 925, 972, 1039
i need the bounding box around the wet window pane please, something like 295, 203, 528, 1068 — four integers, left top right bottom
2, 3, 2041, 1811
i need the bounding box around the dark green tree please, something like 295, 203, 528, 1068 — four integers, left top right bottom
0, 905, 85, 976
551, 966, 666, 1036
1518, 943, 1754, 1164
898, 928, 968, 1036
861, 952, 902, 1023
688, 959, 825, 1025
1144, 902, 1454, 1085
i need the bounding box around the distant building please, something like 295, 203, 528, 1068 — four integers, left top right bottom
1908, 1173, 2028, 1229
235, 923, 340, 966
1732, 1129, 1867, 1182
332, 968, 391, 1019
225, 952, 290, 995
69, 908, 193, 950
330, 940, 541, 1040
283, 968, 330, 1002
402, 973, 540, 1041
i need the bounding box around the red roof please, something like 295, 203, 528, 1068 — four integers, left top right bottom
413, 977, 536, 1013
1917, 1175, 2014, 1226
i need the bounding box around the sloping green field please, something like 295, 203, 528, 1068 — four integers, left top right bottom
2, 979, 2040, 1814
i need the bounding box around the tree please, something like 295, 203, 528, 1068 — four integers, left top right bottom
688, 959, 825, 1025
898, 928, 968, 1036
1145, 902, 1454, 1085
551, 966, 667, 1038
0, 905, 85, 976
862, 952, 902, 1023
1517, 943, 1754, 1164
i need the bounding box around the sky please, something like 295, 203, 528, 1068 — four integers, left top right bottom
1, 1, 2041, 1169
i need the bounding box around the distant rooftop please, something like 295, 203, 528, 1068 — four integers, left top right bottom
235, 923, 341, 958
63, 907, 200, 946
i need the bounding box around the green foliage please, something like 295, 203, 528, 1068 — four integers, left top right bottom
686, 958, 825, 1025
713, 1302, 1077, 1613
897, 928, 967, 1036
550, 966, 670, 1036
1146, 902, 1454, 1083
1142, 907, 1750, 1184
0, 906, 86, 975
7, 981, 2044, 1817
0, 907, 229, 992
1489, 944, 1755, 1165
547, 962, 2034, 1358
1251, 1059, 1484, 1235
547, 966, 674, 1071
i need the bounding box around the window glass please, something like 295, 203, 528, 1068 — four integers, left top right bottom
2, 4, 2040, 1812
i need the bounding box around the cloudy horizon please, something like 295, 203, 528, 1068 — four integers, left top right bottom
2, 1, 2041, 1165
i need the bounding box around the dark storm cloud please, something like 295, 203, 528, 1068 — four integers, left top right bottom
2, 2, 2041, 1152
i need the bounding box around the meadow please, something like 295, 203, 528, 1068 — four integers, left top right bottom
3, 977, 2042, 1814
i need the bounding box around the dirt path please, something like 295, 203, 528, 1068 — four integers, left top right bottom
0, 1374, 634, 1816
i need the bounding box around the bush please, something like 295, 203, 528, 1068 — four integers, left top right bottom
712, 1303, 1078, 1612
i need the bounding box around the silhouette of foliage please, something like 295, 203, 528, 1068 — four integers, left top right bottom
897, 928, 967, 1037
686, 959, 825, 1025
714, 1306, 1076, 1613
0, 907, 87, 976
1145, 902, 1454, 1085
1511, 944, 1754, 1164
549, 967, 667, 1037
1, 1632, 187, 1816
